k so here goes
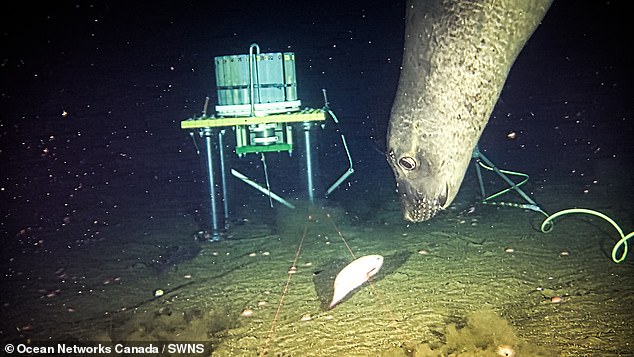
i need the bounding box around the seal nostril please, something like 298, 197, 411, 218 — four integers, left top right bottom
438, 184, 449, 207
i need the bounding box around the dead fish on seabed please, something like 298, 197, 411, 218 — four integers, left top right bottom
329, 255, 384, 309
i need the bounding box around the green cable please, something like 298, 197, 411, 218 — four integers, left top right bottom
473, 159, 631, 263
541, 208, 634, 263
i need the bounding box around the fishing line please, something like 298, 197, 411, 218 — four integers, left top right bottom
260, 210, 311, 356
261, 208, 417, 354
324, 211, 415, 353
325, 212, 357, 259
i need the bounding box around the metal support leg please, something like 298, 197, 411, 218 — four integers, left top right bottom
218, 129, 229, 229
472, 145, 544, 213
322, 107, 354, 196
203, 128, 222, 241
303, 122, 315, 204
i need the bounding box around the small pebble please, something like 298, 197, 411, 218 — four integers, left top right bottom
559, 250, 570, 257
241, 309, 254, 317
550, 296, 562, 303
300, 314, 312, 321
504, 247, 515, 253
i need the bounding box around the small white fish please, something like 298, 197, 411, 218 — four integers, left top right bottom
329, 255, 384, 309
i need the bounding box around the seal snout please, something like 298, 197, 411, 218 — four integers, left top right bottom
399, 182, 449, 222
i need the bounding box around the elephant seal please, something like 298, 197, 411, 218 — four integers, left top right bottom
387, 0, 552, 222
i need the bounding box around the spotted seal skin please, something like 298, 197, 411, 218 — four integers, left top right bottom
387, 0, 552, 222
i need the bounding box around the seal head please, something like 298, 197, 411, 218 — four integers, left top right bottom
388, 0, 552, 222
388, 148, 451, 222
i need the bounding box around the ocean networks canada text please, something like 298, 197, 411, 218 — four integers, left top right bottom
13, 342, 206, 354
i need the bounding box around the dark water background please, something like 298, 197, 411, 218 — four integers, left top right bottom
1, 0, 632, 347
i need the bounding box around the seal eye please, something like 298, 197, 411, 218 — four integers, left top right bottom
398, 156, 417, 171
